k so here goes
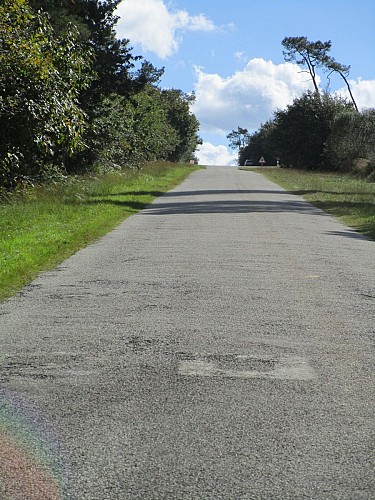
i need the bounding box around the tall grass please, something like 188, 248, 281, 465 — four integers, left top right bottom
0, 162, 199, 301
250, 168, 375, 240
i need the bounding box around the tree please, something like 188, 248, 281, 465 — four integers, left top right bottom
325, 109, 375, 175
33, 0, 167, 173
239, 121, 276, 166
30, 0, 164, 100
266, 92, 351, 170
282, 36, 331, 95
161, 89, 201, 163
282, 36, 358, 110
1, 0, 201, 183
0, 0, 93, 185
129, 88, 180, 165
324, 59, 359, 112
227, 127, 250, 152
90, 87, 183, 171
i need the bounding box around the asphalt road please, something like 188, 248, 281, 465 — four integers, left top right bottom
1, 167, 374, 499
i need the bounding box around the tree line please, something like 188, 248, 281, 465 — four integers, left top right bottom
229, 37, 375, 179
0, 0, 201, 188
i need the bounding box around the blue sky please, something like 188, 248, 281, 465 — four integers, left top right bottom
115, 0, 375, 164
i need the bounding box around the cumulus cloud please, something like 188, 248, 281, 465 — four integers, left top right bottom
192, 58, 316, 134
173, 11, 216, 32
196, 142, 237, 166
192, 59, 375, 137
335, 78, 375, 109
115, 0, 216, 59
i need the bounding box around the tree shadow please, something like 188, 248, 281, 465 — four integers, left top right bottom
87, 194, 324, 215
103, 189, 287, 198
104, 188, 373, 199
138, 198, 324, 215
159, 189, 286, 197
313, 200, 375, 240
87, 191, 374, 240
324, 230, 372, 241
291, 189, 373, 196
102, 191, 165, 198
88, 199, 149, 212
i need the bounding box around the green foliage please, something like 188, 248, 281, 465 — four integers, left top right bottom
79, 86, 201, 174
29, 0, 135, 98
240, 91, 373, 174
282, 36, 331, 94
87, 93, 136, 172
227, 127, 250, 151
255, 168, 375, 240
0, 0, 201, 186
0, 162, 199, 300
234, 36, 368, 175
325, 109, 375, 177
161, 89, 201, 162
89, 88, 180, 172
0, 0, 93, 185
282, 36, 358, 110
130, 89, 179, 164
265, 92, 352, 170
239, 121, 276, 166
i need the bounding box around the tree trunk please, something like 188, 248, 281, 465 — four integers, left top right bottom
339, 71, 359, 112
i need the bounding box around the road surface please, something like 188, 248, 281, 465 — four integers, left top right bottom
1, 167, 374, 499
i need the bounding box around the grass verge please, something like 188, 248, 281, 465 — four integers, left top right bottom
0, 162, 200, 301
245, 167, 375, 240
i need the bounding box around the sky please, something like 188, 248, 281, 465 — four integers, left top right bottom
114, 0, 375, 165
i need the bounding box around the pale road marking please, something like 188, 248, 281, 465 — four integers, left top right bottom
179, 354, 316, 381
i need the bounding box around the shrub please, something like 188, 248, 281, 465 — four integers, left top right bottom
0, 0, 93, 186
266, 92, 352, 170
325, 109, 375, 177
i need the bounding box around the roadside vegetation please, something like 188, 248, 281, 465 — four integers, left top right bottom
0, 0, 202, 301
0, 0, 201, 188
2, 8, 373, 302
247, 168, 375, 240
228, 37, 375, 181
0, 162, 199, 301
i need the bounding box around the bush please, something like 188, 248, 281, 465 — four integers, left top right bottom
265, 92, 352, 170
86, 90, 180, 173
325, 109, 375, 177
0, 0, 93, 186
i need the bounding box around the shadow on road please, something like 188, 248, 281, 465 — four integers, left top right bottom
324, 230, 373, 241
87, 188, 327, 215
103, 189, 286, 198
141, 198, 324, 215
87, 190, 374, 241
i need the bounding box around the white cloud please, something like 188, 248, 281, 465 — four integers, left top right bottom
192, 59, 375, 139
173, 11, 216, 32
192, 58, 316, 134
196, 142, 237, 166
115, 0, 216, 59
335, 78, 375, 110
234, 51, 246, 62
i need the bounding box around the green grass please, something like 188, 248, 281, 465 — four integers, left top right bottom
0, 162, 200, 301
245, 167, 375, 240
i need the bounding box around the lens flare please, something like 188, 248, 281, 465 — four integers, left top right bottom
0, 391, 70, 499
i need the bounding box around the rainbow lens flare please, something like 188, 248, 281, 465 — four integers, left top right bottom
0, 390, 70, 499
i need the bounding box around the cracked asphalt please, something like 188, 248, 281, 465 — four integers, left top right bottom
0, 167, 374, 499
